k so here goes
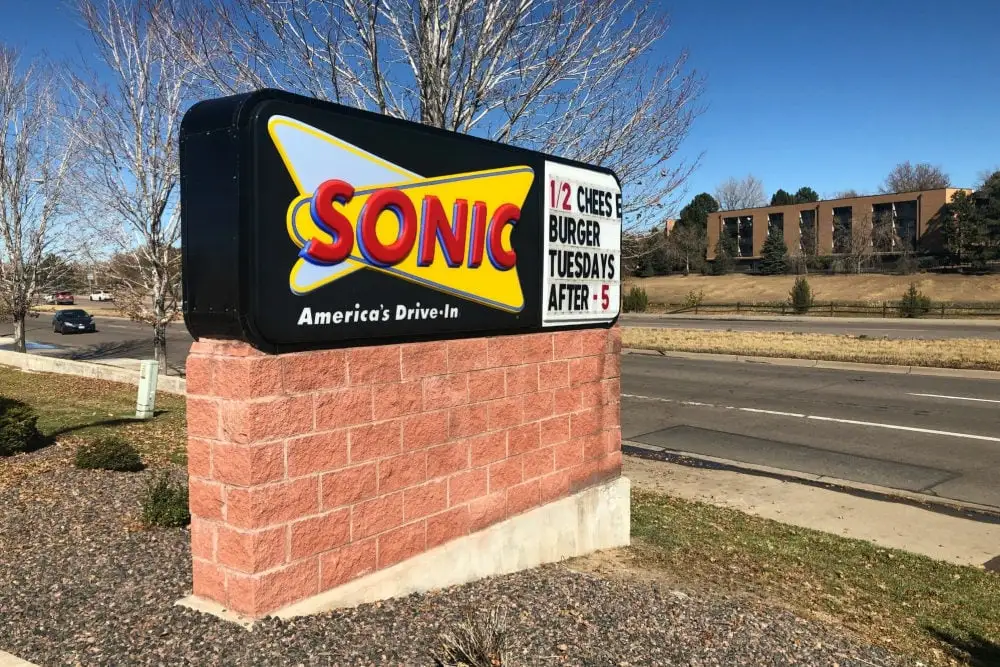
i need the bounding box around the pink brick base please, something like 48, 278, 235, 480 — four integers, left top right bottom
185, 328, 622, 618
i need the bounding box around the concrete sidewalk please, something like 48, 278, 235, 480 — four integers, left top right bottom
624, 455, 1000, 568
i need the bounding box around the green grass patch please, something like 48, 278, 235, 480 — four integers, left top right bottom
0, 366, 186, 465
631, 489, 1000, 666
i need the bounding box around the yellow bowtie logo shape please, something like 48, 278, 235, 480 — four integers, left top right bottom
268, 116, 533, 313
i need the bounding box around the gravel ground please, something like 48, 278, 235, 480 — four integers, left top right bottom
1, 447, 908, 666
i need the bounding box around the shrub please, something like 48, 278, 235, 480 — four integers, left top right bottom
435, 606, 514, 667
899, 282, 932, 318
0, 397, 43, 457
75, 436, 144, 472
712, 236, 736, 275
622, 286, 648, 313
142, 473, 191, 528
895, 254, 919, 275
789, 276, 813, 314
682, 289, 705, 310
759, 231, 788, 275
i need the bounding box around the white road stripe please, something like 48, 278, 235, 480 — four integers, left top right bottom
622, 393, 1000, 443
908, 392, 1000, 404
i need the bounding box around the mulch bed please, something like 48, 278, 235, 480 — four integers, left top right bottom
1, 447, 904, 666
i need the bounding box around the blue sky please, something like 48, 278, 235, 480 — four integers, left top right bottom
3, 0, 998, 208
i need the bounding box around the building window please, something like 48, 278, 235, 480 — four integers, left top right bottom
871, 203, 895, 252
833, 206, 852, 254
738, 215, 753, 257
799, 209, 816, 255
767, 212, 784, 238
894, 200, 917, 251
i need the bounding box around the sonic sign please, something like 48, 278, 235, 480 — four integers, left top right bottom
180, 90, 620, 352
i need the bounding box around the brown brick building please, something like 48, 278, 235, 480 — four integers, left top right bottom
706, 188, 970, 261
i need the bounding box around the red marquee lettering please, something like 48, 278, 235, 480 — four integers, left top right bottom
304, 179, 355, 265
486, 203, 519, 271
356, 188, 417, 267
417, 196, 467, 267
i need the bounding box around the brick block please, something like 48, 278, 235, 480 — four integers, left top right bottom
505, 364, 538, 396
469, 492, 507, 532
601, 378, 621, 405
552, 387, 581, 415
426, 441, 470, 478
602, 402, 620, 428
486, 397, 522, 431
602, 353, 619, 379
401, 342, 448, 381
227, 558, 319, 617
554, 440, 584, 470
427, 505, 470, 549
372, 381, 422, 420
508, 423, 540, 456
321, 463, 377, 509
423, 373, 468, 409
190, 339, 263, 357
282, 350, 347, 393
348, 345, 401, 385
404, 480, 448, 520
217, 525, 287, 573
555, 329, 608, 359
521, 391, 553, 423
187, 438, 213, 479
287, 431, 349, 478
185, 356, 214, 395
579, 382, 603, 409
506, 479, 541, 516
522, 446, 554, 480
187, 398, 220, 439
349, 420, 402, 462
378, 451, 428, 493
190, 518, 216, 561
606, 326, 622, 354
189, 479, 224, 521
582, 434, 606, 461
320, 539, 377, 589
539, 415, 571, 446
448, 404, 488, 439
221, 395, 313, 444
469, 432, 507, 467
377, 520, 426, 569
569, 356, 602, 386
488, 457, 522, 492
538, 360, 569, 389
213, 442, 285, 487
290, 509, 351, 560
468, 368, 505, 402
447, 467, 487, 506
352, 492, 404, 539
605, 427, 622, 453
214, 356, 284, 399
447, 338, 489, 373
570, 408, 602, 438
539, 470, 571, 503
226, 477, 319, 529
192, 558, 226, 601
315, 387, 373, 429
488, 333, 552, 366
402, 411, 449, 450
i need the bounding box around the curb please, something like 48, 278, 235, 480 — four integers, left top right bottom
623, 442, 1000, 524
621, 347, 1000, 380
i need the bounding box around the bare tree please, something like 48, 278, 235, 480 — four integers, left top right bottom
184, 0, 703, 248
715, 174, 766, 211
70, 0, 204, 367
0, 47, 76, 353
831, 189, 861, 199
880, 161, 950, 194
665, 223, 704, 275
835, 213, 874, 274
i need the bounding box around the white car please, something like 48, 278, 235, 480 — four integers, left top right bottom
89, 290, 113, 302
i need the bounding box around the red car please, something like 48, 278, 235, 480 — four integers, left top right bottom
54, 291, 74, 305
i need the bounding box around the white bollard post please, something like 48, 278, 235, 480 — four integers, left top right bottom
136, 359, 159, 420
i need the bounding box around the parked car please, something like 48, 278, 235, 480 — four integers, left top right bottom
89, 290, 113, 302
53, 291, 74, 305
52, 309, 96, 334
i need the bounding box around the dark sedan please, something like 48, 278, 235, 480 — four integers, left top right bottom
52, 309, 97, 334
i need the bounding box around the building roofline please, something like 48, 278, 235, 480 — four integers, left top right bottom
715, 187, 971, 215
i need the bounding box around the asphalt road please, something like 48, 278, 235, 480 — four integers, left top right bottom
623, 354, 1000, 508
620, 314, 1000, 340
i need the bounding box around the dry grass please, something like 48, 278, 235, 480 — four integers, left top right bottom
630, 273, 1000, 305
629, 489, 1000, 666
622, 327, 1000, 371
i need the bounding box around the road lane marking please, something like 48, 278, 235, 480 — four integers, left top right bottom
622, 393, 1000, 443
908, 393, 1000, 404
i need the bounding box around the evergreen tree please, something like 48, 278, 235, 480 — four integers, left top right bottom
713, 235, 736, 275
770, 189, 794, 206
793, 187, 819, 203
759, 231, 788, 275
